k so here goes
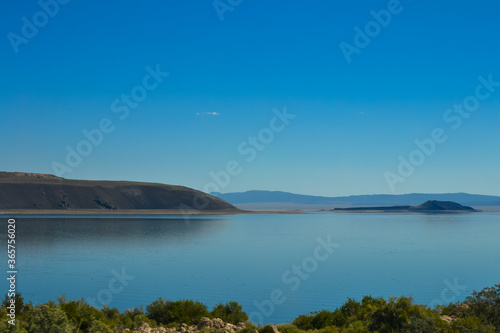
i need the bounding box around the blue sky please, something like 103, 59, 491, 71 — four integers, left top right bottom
1, 0, 499, 196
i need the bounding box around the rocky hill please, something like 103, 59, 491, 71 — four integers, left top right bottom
409, 200, 475, 211
0, 172, 237, 212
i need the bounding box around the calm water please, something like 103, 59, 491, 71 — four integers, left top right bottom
2, 213, 499, 324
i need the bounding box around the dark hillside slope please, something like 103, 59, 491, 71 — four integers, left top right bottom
0, 172, 236, 211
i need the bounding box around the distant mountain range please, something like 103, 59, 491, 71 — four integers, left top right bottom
0, 172, 236, 212
211, 190, 500, 210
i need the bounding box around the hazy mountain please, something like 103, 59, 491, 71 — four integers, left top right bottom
211, 190, 500, 210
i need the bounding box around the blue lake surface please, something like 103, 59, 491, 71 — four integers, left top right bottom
2, 212, 499, 324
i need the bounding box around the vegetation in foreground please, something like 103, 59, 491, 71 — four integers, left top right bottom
1, 283, 499, 332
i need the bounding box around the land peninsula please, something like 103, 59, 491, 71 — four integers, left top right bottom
0, 172, 240, 215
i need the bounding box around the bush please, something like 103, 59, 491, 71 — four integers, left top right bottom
120, 307, 145, 328
146, 298, 173, 325
292, 314, 314, 330
211, 301, 249, 324
289, 296, 446, 333
2, 293, 30, 316
435, 302, 456, 316
58, 297, 108, 332
369, 296, 415, 332
450, 317, 495, 333
332, 298, 363, 327
275, 324, 303, 333
316, 325, 341, 333
343, 320, 370, 333
25, 304, 75, 332
146, 298, 209, 325
87, 319, 114, 333
401, 314, 443, 333
311, 309, 335, 329
464, 283, 500, 329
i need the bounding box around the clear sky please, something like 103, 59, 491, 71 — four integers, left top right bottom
1, 0, 499, 196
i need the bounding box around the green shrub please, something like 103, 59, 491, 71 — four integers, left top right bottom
292, 314, 314, 330
310, 310, 335, 329
87, 319, 114, 333
401, 314, 442, 333
435, 302, 456, 316
146, 298, 173, 325
25, 304, 75, 333
211, 301, 249, 324
0, 306, 27, 332
450, 317, 495, 333
2, 293, 30, 316
146, 298, 209, 325
275, 324, 303, 333
369, 296, 415, 332
316, 325, 341, 333
342, 320, 370, 333
464, 283, 500, 329
332, 298, 363, 327
58, 297, 107, 332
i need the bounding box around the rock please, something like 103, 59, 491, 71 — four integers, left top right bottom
152, 328, 168, 333
212, 318, 225, 329
181, 323, 188, 328
237, 322, 246, 328
225, 323, 237, 330
198, 317, 214, 329
269, 325, 280, 333
135, 322, 152, 333
223, 323, 237, 332
440, 315, 453, 323
252, 330, 259, 333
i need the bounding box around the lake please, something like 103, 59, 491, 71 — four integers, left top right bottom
2, 212, 499, 324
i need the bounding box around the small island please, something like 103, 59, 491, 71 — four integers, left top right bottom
333, 200, 477, 213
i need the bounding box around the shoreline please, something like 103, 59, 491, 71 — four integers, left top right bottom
1, 209, 499, 216
0, 209, 306, 216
